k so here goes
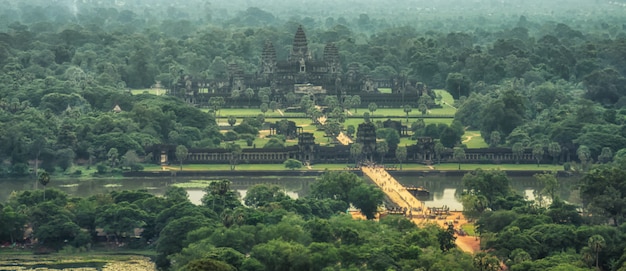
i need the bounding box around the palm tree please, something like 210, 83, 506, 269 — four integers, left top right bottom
38, 171, 50, 201
435, 142, 445, 164
453, 147, 466, 170
395, 146, 407, 170
376, 141, 389, 164
548, 142, 561, 165
350, 143, 363, 167
512, 142, 524, 164
588, 235, 605, 270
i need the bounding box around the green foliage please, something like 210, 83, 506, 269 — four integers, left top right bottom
283, 159, 303, 170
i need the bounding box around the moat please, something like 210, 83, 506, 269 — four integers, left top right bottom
0, 173, 582, 210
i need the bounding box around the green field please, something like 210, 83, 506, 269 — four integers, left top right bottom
462, 131, 488, 148
212, 107, 455, 119
144, 163, 349, 171
144, 163, 563, 172
130, 88, 165, 95
434, 89, 455, 106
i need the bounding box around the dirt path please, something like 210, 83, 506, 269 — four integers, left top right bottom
317, 116, 327, 125
361, 165, 480, 254
336, 132, 353, 145
276, 109, 284, 116
455, 235, 480, 253
441, 100, 457, 109
462, 131, 479, 143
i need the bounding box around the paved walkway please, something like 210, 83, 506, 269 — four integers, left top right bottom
361, 166, 427, 215
336, 132, 353, 145
361, 165, 480, 254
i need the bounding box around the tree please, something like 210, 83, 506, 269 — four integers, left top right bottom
227, 116, 237, 127
532, 144, 544, 167
363, 112, 371, 123
121, 150, 141, 171
376, 141, 389, 164
176, 145, 189, 171
418, 103, 428, 115
534, 172, 559, 204
244, 184, 288, 207
512, 142, 524, 164
598, 147, 613, 164
577, 145, 591, 171
435, 142, 445, 164
251, 239, 311, 271
588, 235, 605, 270
346, 125, 356, 138
244, 88, 254, 105
462, 169, 512, 208
201, 179, 242, 214
438, 224, 457, 252
311, 171, 362, 203
227, 143, 242, 170
473, 252, 500, 271
580, 164, 626, 226
209, 96, 226, 122
260, 102, 268, 114
350, 143, 363, 167
350, 95, 361, 113
38, 171, 50, 201
269, 100, 278, 112
258, 87, 271, 104
368, 102, 377, 116
183, 259, 235, 271
348, 183, 384, 220
403, 105, 412, 123
395, 146, 407, 170
548, 142, 561, 165
446, 72, 471, 99
453, 147, 466, 170
95, 202, 148, 243
489, 131, 501, 148
284, 159, 303, 170
107, 148, 119, 168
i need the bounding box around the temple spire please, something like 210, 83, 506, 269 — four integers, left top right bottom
289, 25, 311, 61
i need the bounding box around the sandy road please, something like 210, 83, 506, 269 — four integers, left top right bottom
361, 166, 480, 253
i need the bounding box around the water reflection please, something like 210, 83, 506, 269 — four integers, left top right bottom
0, 174, 581, 209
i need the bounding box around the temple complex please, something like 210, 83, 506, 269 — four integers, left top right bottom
167, 25, 436, 108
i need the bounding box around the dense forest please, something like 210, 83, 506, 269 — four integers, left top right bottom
1, 0, 626, 176
1, 0, 626, 270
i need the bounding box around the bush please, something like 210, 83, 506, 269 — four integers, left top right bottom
130, 164, 144, 172
10, 163, 30, 177
225, 131, 239, 141
96, 163, 109, 174
563, 162, 571, 171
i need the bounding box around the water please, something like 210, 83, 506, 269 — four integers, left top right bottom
0, 174, 581, 209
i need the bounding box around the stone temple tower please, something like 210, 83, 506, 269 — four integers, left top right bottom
260, 40, 277, 75
289, 25, 311, 62
323, 43, 341, 75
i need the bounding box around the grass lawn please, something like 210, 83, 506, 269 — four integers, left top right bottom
214, 108, 300, 118
378, 88, 393, 94
343, 117, 453, 129
461, 223, 477, 236
144, 163, 561, 172
130, 88, 165, 95
424, 163, 563, 171
144, 163, 348, 171
462, 130, 488, 148
347, 108, 454, 118
434, 89, 455, 106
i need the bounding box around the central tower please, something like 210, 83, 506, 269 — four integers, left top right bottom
289, 25, 311, 62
